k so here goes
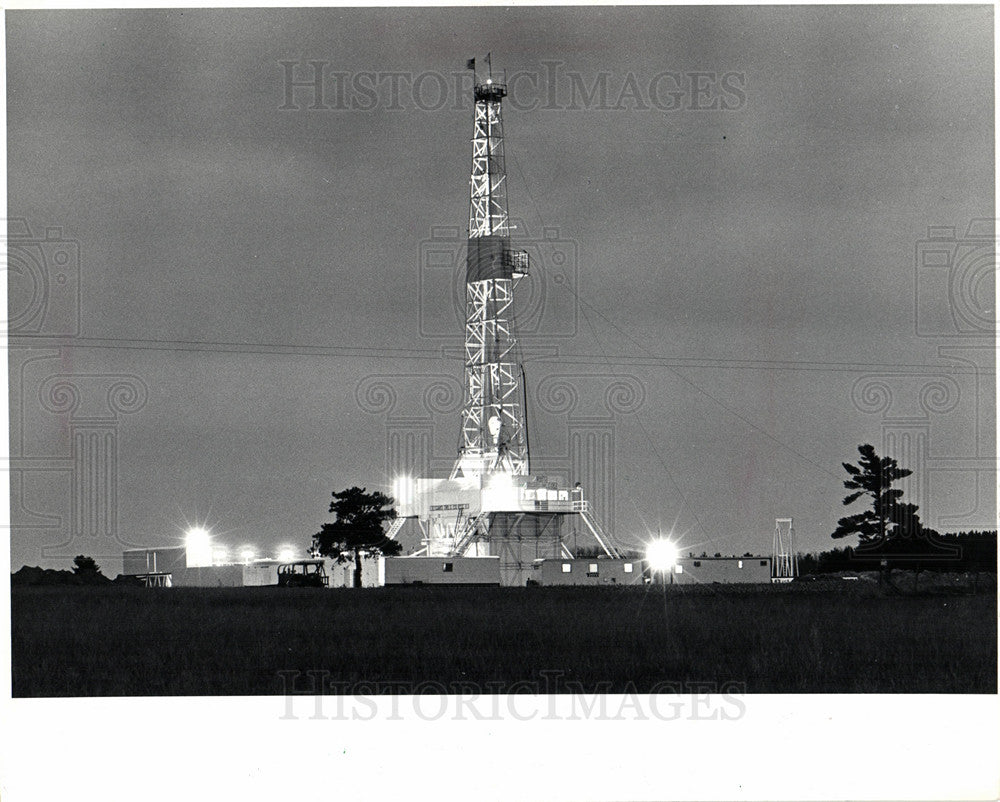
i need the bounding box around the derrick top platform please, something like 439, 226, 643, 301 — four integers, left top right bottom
474, 80, 507, 102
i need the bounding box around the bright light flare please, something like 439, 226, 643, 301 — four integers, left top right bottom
277, 547, 296, 562
239, 547, 257, 564
488, 472, 513, 490
645, 539, 678, 572
393, 474, 415, 511
487, 415, 502, 444
185, 527, 213, 568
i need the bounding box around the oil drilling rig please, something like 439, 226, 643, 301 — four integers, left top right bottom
389, 57, 621, 585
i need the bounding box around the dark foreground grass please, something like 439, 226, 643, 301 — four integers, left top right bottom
11, 582, 997, 696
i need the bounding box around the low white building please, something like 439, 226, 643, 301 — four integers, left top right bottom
532, 556, 774, 586
383, 556, 500, 585
121, 546, 384, 588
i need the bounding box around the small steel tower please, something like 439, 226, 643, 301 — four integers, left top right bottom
772, 517, 798, 582
452, 57, 530, 481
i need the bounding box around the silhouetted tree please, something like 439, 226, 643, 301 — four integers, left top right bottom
833, 444, 924, 545
72, 555, 101, 575
312, 487, 401, 587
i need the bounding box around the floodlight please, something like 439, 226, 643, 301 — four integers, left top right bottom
393, 475, 414, 509
645, 539, 677, 572
277, 547, 296, 562
185, 527, 213, 568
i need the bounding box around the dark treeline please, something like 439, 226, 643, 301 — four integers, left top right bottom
10, 555, 142, 587
12, 565, 114, 586
799, 531, 997, 575
576, 531, 997, 573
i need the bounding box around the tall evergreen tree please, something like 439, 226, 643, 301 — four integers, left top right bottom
832, 444, 923, 544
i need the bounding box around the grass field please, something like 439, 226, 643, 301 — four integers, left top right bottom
11, 580, 997, 696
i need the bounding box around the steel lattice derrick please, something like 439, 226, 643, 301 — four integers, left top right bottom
456, 281, 526, 471
469, 98, 509, 238
453, 75, 528, 480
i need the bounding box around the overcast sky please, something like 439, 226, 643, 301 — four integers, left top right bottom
6, 6, 994, 573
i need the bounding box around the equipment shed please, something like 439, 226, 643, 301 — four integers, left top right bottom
535, 558, 643, 586
384, 556, 500, 585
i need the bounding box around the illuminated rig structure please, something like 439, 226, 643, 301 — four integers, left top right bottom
387, 58, 620, 586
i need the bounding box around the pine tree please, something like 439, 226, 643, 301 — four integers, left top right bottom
832, 444, 923, 545
312, 487, 401, 587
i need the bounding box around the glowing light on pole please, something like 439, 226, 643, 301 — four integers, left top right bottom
185, 527, 213, 568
